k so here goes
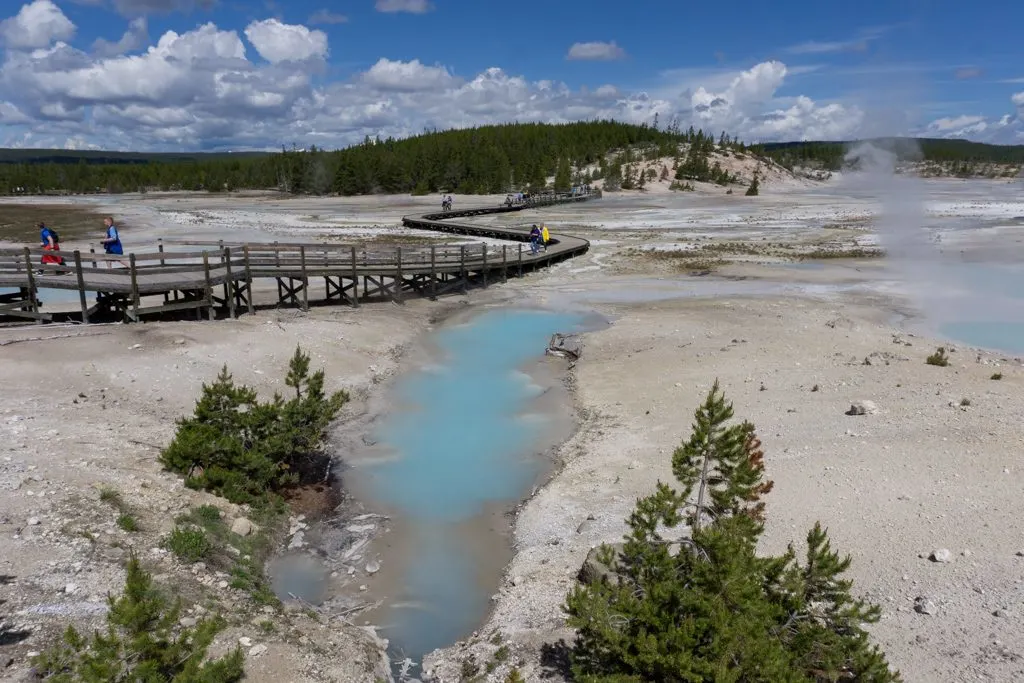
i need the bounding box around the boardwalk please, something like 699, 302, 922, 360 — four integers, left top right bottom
0, 191, 597, 324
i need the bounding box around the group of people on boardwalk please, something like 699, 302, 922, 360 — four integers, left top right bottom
35, 216, 124, 273
529, 223, 550, 255
441, 195, 453, 211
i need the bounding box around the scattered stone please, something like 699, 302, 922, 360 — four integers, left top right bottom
994, 609, 1008, 618
218, 580, 228, 589
249, 644, 268, 657
230, 517, 256, 537
627, 460, 640, 470
64, 583, 78, 595
238, 637, 253, 648
914, 597, 937, 615
26, 517, 40, 526
511, 575, 524, 587
288, 531, 305, 550
365, 561, 380, 575
578, 543, 625, 586
179, 617, 197, 628
846, 400, 878, 416
930, 548, 953, 563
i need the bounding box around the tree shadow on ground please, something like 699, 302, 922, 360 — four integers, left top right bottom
0, 574, 31, 647
539, 639, 573, 680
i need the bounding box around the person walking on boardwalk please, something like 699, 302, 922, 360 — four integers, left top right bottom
38, 221, 65, 272
541, 224, 550, 252
100, 216, 126, 268
529, 224, 542, 255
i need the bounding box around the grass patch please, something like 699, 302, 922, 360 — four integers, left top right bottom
926, 347, 950, 367
960, 397, 971, 407
165, 501, 285, 606
797, 248, 885, 260
991, 372, 1003, 380
165, 527, 213, 563
701, 242, 763, 256
98, 487, 125, 510
116, 513, 140, 532
494, 645, 510, 662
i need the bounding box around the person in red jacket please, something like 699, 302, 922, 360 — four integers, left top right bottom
39, 222, 65, 271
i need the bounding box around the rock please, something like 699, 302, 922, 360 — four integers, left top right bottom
249, 644, 268, 657
218, 580, 229, 589
27, 517, 40, 526
365, 560, 380, 575
346, 524, 376, 534
230, 517, 256, 537
511, 575, 524, 587
994, 609, 1008, 618
579, 543, 625, 586
914, 597, 937, 615
576, 519, 596, 535
64, 583, 78, 595
238, 637, 253, 648
179, 617, 197, 628
288, 531, 305, 550
846, 400, 878, 416
930, 548, 953, 563
627, 460, 640, 470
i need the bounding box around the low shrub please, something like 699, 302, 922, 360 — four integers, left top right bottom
926, 347, 950, 367
159, 346, 348, 504
33, 555, 244, 682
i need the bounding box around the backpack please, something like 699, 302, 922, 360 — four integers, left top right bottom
47, 227, 59, 244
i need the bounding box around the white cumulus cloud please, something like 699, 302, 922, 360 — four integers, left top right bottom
362, 58, 454, 91
244, 19, 327, 64
0, 0, 76, 50
93, 17, 148, 57
567, 41, 626, 61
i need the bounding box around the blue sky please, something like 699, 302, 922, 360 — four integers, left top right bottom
0, 0, 1021, 150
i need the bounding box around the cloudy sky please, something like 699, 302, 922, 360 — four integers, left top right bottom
0, 0, 1021, 151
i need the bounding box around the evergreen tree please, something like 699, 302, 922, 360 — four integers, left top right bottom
746, 170, 761, 196
554, 157, 572, 192
563, 382, 899, 682
34, 555, 244, 682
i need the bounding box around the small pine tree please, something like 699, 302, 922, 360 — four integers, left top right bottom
34, 555, 244, 682
563, 382, 899, 682
746, 170, 761, 196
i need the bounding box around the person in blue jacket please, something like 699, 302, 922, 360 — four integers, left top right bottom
100, 216, 126, 268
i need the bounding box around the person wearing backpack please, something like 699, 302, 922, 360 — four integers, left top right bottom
100, 216, 127, 268
38, 221, 65, 272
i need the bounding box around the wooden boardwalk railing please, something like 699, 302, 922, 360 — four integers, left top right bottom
0, 190, 597, 325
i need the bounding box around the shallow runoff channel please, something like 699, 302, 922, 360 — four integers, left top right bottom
345, 305, 604, 670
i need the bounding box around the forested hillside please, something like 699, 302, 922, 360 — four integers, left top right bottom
3, 126, 1020, 197
0, 121, 751, 196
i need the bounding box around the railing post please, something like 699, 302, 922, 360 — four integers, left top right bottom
502, 244, 508, 283
394, 247, 403, 304
202, 251, 214, 320
74, 250, 88, 324
481, 243, 488, 288
243, 244, 254, 315
224, 247, 237, 318
23, 247, 39, 323
350, 245, 359, 308
460, 245, 467, 294
158, 239, 165, 266
89, 245, 97, 269
299, 245, 309, 311
129, 253, 140, 322
430, 245, 437, 300
517, 243, 523, 277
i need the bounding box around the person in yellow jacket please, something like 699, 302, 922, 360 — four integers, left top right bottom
541, 224, 550, 251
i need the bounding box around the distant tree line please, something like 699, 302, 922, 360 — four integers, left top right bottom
3, 126, 1021, 197
758, 138, 1024, 171
0, 121, 750, 197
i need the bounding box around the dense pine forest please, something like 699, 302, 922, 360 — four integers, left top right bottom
0, 121, 746, 196
1, 122, 1021, 196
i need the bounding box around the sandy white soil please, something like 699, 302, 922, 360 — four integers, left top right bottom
2, 174, 1024, 683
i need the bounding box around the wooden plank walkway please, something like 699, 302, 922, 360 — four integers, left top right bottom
0, 190, 598, 324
